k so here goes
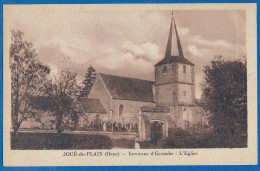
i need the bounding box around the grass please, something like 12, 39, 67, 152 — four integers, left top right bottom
11, 132, 113, 150
112, 138, 135, 149
11, 129, 247, 149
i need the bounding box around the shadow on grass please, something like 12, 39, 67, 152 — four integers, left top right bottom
11, 132, 113, 150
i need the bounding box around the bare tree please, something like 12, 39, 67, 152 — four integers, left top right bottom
9, 30, 50, 136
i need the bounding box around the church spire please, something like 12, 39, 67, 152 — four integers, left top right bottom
164, 11, 184, 58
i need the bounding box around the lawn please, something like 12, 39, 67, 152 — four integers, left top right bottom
11, 132, 113, 150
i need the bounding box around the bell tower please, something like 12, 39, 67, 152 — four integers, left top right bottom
155, 12, 195, 107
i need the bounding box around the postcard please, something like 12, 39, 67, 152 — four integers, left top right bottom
3, 3, 257, 166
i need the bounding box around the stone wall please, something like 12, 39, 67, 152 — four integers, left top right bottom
178, 84, 193, 105
111, 99, 155, 123
154, 62, 195, 106
79, 113, 108, 128
155, 62, 195, 85
155, 63, 178, 85
155, 83, 178, 106
178, 63, 193, 83
169, 106, 206, 130
70, 131, 138, 140
155, 82, 194, 106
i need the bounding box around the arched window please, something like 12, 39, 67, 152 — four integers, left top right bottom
162, 66, 167, 74
119, 104, 124, 117
183, 65, 186, 73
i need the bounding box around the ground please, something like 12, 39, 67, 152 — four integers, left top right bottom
11, 133, 113, 150
11, 129, 247, 149
11, 132, 137, 149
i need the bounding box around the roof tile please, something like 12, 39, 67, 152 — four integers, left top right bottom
155, 56, 195, 66
78, 98, 107, 114
100, 73, 155, 103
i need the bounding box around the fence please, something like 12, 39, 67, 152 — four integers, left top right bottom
78, 121, 138, 133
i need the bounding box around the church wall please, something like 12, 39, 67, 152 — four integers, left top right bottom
191, 66, 195, 84
191, 84, 195, 101
168, 106, 181, 127
191, 107, 206, 124
79, 113, 108, 128
155, 83, 178, 106
181, 107, 193, 128
178, 63, 193, 83
168, 106, 189, 129
169, 106, 206, 130
111, 99, 155, 124
191, 66, 195, 100
154, 63, 195, 106
88, 76, 112, 113
178, 84, 193, 105
155, 63, 178, 85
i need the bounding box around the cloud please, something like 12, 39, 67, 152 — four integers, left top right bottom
187, 45, 213, 58
43, 37, 93, 64
47, 63, 59, 80
95, 48, 127, 70
187, 45, 203, 57
214, 40, 234, 49
6, 7, 246, 99
179, 27, 190, 36
122, 41, 161, 62
122, 41, 146, 59
142, 42, 161, 61
191, 35, 235, 49
95, 41, 161, 75
77, 76, 84, 86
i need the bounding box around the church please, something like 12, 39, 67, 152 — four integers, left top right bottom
78, 14, 206, 140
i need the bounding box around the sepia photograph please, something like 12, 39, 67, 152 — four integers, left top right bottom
3, 4, 257, 166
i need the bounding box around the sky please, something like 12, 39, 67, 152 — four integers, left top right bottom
5, 5, 246, 98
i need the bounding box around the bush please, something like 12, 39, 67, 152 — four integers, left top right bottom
139, 140, 151, 149
165, 129, 197, 148
195, 132, 247, 148
164, 129, 247, 148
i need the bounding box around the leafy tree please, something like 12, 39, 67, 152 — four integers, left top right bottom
80, 65, 97, 97
41, 69, 82, 134
201, 56, 247, 137
9, 30, 50, 136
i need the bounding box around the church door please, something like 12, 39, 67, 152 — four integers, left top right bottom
150, 121, 163, 144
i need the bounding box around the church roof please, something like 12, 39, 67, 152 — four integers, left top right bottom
155, 12, 194, 66
78, 98, 107, 114
99, 73, 155, 103
155, 56, 194, 66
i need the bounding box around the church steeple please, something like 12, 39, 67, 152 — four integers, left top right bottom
155, 11, 194, 67
154, 11, 195, 106
164, 11, 184, 58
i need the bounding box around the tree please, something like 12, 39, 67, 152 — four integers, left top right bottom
201, 56, 247, 137
80, 65, 97, 97
42, 69, 81, 134
9, 30, 50, 136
